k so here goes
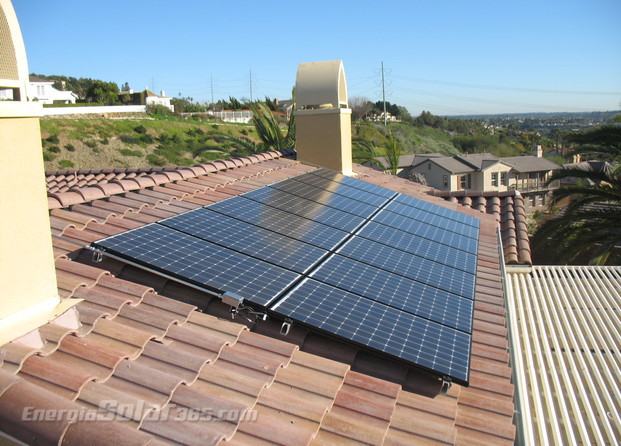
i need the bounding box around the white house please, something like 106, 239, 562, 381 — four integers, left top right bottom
0, 75, 78, 103
27, 75, 77, 103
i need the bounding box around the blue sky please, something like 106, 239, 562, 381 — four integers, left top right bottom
12, 0, 621, 116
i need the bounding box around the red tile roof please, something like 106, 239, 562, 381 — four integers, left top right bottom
1, 153, 515, 445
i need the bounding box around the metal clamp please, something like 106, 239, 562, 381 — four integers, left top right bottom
280, 318, 293, 336
92, 250, 103, 263
440, 378, 452, 395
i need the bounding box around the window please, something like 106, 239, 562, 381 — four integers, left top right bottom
529, 195, 536, 207
491, 172, 498, 187
443, 175, 448, 188
501, 172, 507, 186
460, 174, 471, 189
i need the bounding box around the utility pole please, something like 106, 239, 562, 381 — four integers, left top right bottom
210, 76, 214, 105
381, 61, 387, 126
249, 70, 253, 102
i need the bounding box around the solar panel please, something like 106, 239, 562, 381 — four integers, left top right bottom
92, 167, 480, 385
337, 237, 476, 299
243, 186, 365, 232
159, 207, 328, 274
92, 224, 299, 306
271, 279, 471, 383
270, 179, 383, 217
357, 221, 478, 274
372, 209, 478, 254
209, 196, 350, 250
311, 255, 474, 333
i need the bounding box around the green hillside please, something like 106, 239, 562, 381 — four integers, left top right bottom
39, 111, 557, 171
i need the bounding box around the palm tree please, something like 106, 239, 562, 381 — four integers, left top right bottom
352, 138, 382, 168
383, 132, 402, 175
532, 125, 621, 265
251, 102, 295, 152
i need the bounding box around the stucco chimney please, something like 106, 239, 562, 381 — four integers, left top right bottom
294, 60, 353, 175
534, 145, 543, 157
0, 0, 78, 344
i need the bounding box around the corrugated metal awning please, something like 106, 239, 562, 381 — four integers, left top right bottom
506, 265, 621, 445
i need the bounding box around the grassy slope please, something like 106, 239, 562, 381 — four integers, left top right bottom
40, 115, 258, 171
40, 116, 464, 171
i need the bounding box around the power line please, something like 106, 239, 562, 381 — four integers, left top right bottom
391, 74, 621, 95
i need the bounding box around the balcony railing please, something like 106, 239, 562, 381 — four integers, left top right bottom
510, 179, 560, 193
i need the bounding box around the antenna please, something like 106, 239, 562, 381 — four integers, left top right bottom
210, 75, 214, 105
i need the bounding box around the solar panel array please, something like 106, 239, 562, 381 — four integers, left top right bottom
92, 168, 480, 384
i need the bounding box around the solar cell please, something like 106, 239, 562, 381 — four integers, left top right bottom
272, 279, 471, 384
92, 223, 299, 307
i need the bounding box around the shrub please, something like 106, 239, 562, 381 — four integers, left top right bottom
100, 138, 110, 145
59, 159, 75, 168
43, 152, 56, 161
146, 103, 173, 116
45, 134, 60, 144
119, 149, 143, 157
146, 154, 166, 166
84, 139, 97, 148
65, 144, 76, 152
119, 134, 140, 144
133, 124, 147, 134
48, 146, 60, 153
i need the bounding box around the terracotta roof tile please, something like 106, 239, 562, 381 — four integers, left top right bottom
0, 154, 516, 444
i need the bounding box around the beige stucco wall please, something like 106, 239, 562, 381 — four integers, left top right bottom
0, 104, 59, 319
481, 164, 512, 192
295, 108, 353, 175
410, 160, 451, 190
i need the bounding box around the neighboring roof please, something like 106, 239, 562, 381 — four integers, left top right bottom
412, 153, 560, 176
373, 154, 418, 169
560, 160, 614, 185
501, 156, 561, 173
430, 190, 532, 265
425, 157, 477, 174
28, 75, 52, 83
505, 265, 621, 445
455, 153, 499, 170
0, 153, 515, 445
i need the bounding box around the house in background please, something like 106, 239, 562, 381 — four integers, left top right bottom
407, 149, 560, 210
0, 75, 78, 103
118, 88, 174, 112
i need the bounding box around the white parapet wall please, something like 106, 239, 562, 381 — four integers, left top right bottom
42, 105, 146, 116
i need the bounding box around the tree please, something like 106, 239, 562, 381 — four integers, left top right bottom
86, 80, 119, 104
251, 102, 295, 151
532, 125, 621, 265
564, 124, 621, 163
349, 96, 373, 120
352, 138, 382, 168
